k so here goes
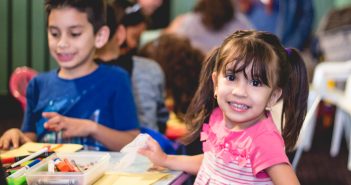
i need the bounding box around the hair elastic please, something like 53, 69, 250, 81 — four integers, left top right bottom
285, 48, 292, 56
125, 4, 141, 14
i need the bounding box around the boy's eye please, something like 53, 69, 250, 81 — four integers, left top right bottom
51, 32, 59, 37
71, 32, 81, 37
250, 79, 262, 87
49, 30, 60, 38
225, 74, 235, 81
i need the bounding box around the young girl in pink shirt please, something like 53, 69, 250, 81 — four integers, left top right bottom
139, 30, 308, 185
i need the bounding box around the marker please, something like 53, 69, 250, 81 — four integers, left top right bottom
6, 176, 26, 185
53, 158, 71, 172
20, 160, 35, 167
70, 160, 81, 172
48, 160, 55, 173
5, 169, 18, 177
7, 159, 41, 178
1, 152, 54, 164
10, 147, 49, 168
64, 158, 79, 172
1, 151, 54, 164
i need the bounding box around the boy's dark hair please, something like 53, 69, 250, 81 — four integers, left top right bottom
106, 2, 125, 40
45, 0, 107, 34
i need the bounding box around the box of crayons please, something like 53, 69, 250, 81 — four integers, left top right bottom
25, 152, 110, 185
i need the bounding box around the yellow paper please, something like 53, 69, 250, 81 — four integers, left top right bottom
93, 172, 170, 185
0, 142, 83, 158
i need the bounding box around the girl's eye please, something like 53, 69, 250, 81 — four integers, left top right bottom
250, 79, 262, 87
225, 74, 235, 81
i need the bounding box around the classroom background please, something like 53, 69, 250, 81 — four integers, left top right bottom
1, 0, 351, 184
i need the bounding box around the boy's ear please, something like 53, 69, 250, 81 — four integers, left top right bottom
115, 25, 126, 47
95, 26, 110, 48
268, 88, 282, 107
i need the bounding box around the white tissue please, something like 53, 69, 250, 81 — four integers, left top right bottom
114, 133, 149, 170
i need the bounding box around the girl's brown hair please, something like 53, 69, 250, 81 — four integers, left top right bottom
184, 30, 309, 152
139, 34, 204, 120
194, 0, 235, 31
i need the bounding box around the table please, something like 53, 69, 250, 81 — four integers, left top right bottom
80, 151, 190, 185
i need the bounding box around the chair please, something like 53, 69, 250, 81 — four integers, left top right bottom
293, 60, 351, 170
292, 88, 321, 169
329, 74, 351, 170
269, 85, 321, 170
9, 66, 38, 111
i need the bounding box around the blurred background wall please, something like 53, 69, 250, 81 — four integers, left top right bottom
1, 0, 351, 95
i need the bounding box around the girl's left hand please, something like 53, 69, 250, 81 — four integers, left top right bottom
138, 136, 168, 167
42, 112, 97, 138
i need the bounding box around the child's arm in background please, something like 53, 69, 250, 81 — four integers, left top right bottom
139, 137, 203, 175
43, 112, 139, 151
0, 129, 34, 149
266, 163, 300, 185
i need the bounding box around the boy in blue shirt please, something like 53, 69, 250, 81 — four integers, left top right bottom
0, 0, 139, 151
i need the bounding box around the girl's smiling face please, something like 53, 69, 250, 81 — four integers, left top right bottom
212, 61, 281, 130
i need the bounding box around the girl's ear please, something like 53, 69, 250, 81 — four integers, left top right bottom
267, 88, 282, 107
212, 72, 218, 96
95, 26, 110, 48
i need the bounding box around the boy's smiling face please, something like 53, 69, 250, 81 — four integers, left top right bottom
47, 7, 104, 77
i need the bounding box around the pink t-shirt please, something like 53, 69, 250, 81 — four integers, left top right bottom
195, 107, 290, 185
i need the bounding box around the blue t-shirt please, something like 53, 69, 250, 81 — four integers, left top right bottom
21, 64, 139, 151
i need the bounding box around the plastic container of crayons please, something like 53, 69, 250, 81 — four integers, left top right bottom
25, 152, 110, 185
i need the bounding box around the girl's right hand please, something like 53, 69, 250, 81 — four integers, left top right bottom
0, 128, 31, 149
138, 136, 168, 167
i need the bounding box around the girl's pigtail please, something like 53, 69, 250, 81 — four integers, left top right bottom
281, 48, 309, 152
182, 48, 220, 144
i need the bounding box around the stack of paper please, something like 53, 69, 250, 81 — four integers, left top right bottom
93, 172, 170, 185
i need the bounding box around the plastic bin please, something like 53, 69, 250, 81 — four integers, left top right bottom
25, 152, 110, 185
